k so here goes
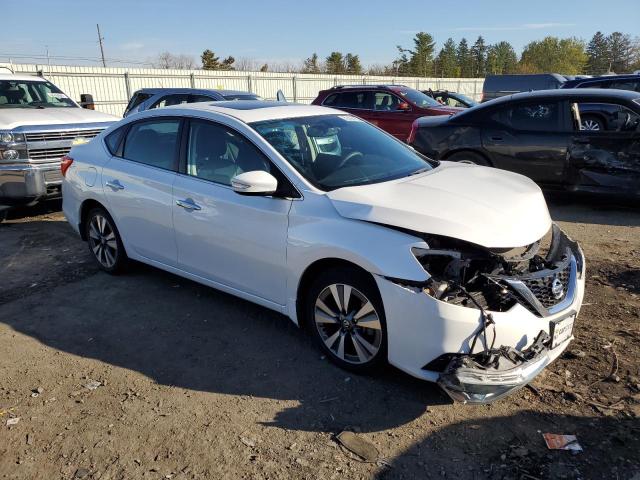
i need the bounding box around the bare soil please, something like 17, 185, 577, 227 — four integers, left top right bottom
1, 197, 639, 480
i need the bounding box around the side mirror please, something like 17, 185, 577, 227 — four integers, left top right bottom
397, 102, 411, 112
276, 89, 287, 102
231, 171, 278, 196
80, 93, 95, 110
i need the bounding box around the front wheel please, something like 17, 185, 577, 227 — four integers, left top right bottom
85, 207, 127, 274
306, 267, 387, 373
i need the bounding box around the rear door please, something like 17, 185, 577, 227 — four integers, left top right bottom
567, 101, 640, 195
481, 100, 571, 185
102, 118, 181, 266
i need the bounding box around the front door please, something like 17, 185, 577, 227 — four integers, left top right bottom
102, 118, 181, 266
482, 100, 570, 185
172, 119, 291, 305
567, 101, 640, 195
369, 91, 415, 140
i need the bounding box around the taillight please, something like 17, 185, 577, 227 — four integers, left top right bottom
407, 119, 419, 144
61, 155, 74, 177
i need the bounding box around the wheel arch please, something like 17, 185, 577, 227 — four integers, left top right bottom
443, 148, 493, 166
78, 198, 111, 241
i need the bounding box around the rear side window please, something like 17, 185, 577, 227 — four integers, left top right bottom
122, 119, 180, 170
105, 127, 126, 156
332, 91, 373, 109
124, 92, 152, 114
491, 102, 561, 131
608, 80, 640, 92
189, 94, 217, 103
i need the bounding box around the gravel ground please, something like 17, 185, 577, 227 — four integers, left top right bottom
0, 197, 639, 480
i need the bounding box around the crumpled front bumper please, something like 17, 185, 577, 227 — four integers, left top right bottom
374, 225, 585, 404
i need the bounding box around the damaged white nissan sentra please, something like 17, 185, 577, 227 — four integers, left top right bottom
62, 101, 585, 403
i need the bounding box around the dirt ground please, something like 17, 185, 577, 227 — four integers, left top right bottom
1, 197, 639, 480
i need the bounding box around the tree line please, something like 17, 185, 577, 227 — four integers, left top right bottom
152, 31, 640, 77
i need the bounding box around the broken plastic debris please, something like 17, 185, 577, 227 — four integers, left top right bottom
6, 417, 20, 426
543, 433, 582, 452
335, 431, 379, 462
84, 380, 102, 391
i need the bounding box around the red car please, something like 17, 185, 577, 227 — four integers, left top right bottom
312, 85, 462, 141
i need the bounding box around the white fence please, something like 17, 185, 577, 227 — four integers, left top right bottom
1, 63, 485, 117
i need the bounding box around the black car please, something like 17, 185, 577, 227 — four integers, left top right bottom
481, 74, 568, 102
423, 89, 479, 108
562, 74, 640, 92
408, 89, 640, 197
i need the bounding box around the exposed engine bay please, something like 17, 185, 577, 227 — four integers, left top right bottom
412, 223, 583, 318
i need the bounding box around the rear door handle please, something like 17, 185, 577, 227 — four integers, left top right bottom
105, 179, 124, 190
176, 198, 202, 211
490, 136, 504, 142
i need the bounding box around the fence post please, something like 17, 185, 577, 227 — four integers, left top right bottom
334, 76, 338, 86
124, 72, 131, 99
247, 75, 252, 92
292, 76, 297, 102
190, 73, 195, 88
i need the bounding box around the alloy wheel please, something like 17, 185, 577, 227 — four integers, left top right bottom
581, 119, 601, 131
314, 283, 382, 365
88, 214, 118, 269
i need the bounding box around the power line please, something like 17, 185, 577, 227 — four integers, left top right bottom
0, 52, 155, 66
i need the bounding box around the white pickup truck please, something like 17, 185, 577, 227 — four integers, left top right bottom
0, 72, 117, 220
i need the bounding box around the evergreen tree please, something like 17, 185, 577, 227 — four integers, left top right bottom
301, 53, 321, 74
344, 53, 363, 75
457, 38, 472, 77
259, 64, 268, 72
201, 49, 221, 70
586, 31, 611, 74
220, 56, 235, 70
486, 41, 518, 74
325, 52, 345, 74
436, 38, 459, 77
393, 45, 411, 76
470, 36, 487, 77
607, 32, 633, 72
407, 32, 436, 77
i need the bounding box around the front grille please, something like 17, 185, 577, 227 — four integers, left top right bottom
522, 262, 571, 309
25, 128, 103, 142
28, 147, 72, 161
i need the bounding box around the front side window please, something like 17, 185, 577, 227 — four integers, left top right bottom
572, 102, 640, 132
189, 94, 217, 103
122, 119, 180, 170
395, 88, 441, 108
374, 92, 402, 111
0, 80, 75, 108
252, 114, 432, 191
151, 94, 190, 109
608, 81, 640, 92
186, 120, 270, 186
492, 102, 561, 131
221, 94, 262, 101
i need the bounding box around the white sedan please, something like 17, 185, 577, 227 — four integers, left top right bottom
62, 101, 585, 403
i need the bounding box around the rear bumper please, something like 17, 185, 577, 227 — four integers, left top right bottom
0, 162, 62, 205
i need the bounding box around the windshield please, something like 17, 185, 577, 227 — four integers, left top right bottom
252, 114, 433, 191
453, 93, 477, 105
0, 80, 76, 108
396, 88, 441, 108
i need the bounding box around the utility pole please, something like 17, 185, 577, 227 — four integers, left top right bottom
96, 24, 106, 67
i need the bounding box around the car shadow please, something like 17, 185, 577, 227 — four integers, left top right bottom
2, 198, 62, 222
374, 411, 640, 479
545, 192, 640, 227
0, 236, 451, 435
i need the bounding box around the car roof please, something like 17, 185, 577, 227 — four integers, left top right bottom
479, 88, 640, 107
136, 87, 257, 96
0, 74, 49, 82
165, 101, 340, 123
563, 74, 640, 87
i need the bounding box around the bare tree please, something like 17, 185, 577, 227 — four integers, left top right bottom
154, 52, 197, 69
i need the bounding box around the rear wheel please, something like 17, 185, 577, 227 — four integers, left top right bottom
85, 207, 127, 273
447, 151, 490, 166
306, 267, 387, 373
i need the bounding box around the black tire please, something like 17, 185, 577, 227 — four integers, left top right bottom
306, 267, 387, 373
84, 207, 127, 274
447, 151, 490, 166
580, 115, 604, 131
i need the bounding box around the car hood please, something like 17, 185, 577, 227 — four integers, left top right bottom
326, 162, 552, 248
0, 107, 118, 130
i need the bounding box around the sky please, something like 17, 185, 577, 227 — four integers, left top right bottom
2, 0, 639, 68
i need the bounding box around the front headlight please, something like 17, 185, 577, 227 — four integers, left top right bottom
0, 130, 25, 145
0, 132, 14, 143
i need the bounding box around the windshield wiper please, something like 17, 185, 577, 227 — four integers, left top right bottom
408, 167, 431, 176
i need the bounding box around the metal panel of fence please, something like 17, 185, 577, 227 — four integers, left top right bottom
1, 63, 484, 117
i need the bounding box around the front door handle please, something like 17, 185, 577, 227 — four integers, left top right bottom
490, 136, 504, 142
176, 198, 202, 211
105, 179, 124, 190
